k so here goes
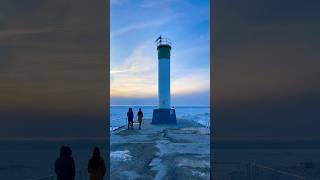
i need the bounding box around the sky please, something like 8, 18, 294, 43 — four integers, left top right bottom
0, 0, 107, 138
213, 0, 320, 141
1, 0, 319, 142
110, 0, 210, 106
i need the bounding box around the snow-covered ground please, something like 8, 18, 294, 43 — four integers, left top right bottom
110, 119, 210, 179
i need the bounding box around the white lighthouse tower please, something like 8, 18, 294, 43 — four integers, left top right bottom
152, 36, 177, 124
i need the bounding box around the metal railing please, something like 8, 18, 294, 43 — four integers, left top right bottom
156, 37, 172, 47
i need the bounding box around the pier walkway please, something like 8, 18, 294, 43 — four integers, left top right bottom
110, 119, 210, 179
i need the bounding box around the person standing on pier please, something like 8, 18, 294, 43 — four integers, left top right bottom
137, 108, 143, 130
54, 146, 76, 180
127, 108, 134, 129
88, 147, 106, 180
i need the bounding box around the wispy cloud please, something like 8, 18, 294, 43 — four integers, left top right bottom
110, 70, 127, 74
111, 42, 210, 98
141, 0, 177, 8
172, 68, 210, 95
111, 44, 157, 97
110, 0, 210, 104
111, 18, 170, 38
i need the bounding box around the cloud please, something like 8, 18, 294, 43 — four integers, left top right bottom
140, 0, 176, 8
111, 41, 210, 98
111, 18, 170, 38
172, 69, 210, 95
111, 44, 157, 97
110, 0, 210, 105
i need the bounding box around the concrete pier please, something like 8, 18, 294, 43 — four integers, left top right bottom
110, 119, 210, 179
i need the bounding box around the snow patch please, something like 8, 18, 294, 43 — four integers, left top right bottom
110, 150, 132, 161
155, 140, 170, 156
178, 159, 210, 168
181, 127, 210, 135
122, 170, 139, 179
149, 158, 167, 180
192, 170, 206, 177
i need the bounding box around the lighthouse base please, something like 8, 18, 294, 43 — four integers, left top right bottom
152, 109, 177, 124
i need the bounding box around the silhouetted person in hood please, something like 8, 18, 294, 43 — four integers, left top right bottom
137, 108, 143, 130
127, 108, 134, 129
88, 147, 106, 180
55, 145, 76, 180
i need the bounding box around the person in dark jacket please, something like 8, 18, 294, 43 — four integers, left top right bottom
137, 108, 143, 130
127, 108, 134, 129
55, 145, 76, 180
88, 147, 106, 180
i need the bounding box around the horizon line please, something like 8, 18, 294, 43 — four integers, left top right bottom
110, 104, 210, 107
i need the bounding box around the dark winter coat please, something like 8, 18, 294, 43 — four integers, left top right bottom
127, 111, 134, 120
88, 156, 106, 180
137, 111, 143, 121
54, 147, 75, 180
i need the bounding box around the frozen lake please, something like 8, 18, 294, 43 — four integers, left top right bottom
110, 105, 210, 130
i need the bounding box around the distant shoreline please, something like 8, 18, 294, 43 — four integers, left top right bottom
110, 118, 210, 133
110, 105, 210, 108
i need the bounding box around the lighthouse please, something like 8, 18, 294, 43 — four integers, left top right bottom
152, 36, 177, 124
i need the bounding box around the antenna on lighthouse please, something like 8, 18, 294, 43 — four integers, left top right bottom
155, 35, 162, 43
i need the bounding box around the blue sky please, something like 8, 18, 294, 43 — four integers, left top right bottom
110, 0, 210, 105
